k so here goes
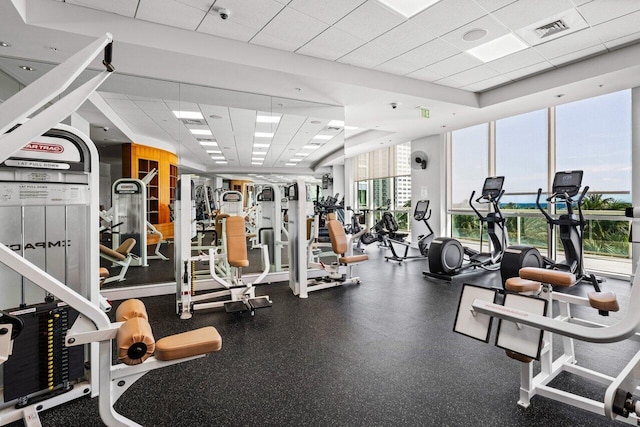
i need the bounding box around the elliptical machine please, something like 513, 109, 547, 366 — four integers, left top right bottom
424, 177, 508, 281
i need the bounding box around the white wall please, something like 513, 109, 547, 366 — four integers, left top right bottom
411, 134, 446, 243
0, 68, 21, 103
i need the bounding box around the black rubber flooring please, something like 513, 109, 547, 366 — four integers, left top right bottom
15, 245, 638, 426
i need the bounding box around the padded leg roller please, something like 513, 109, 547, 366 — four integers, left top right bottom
116, 299, 149, 322
117, 317, 155, 366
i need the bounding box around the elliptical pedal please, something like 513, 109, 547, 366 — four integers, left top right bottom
248, 296, 272, 310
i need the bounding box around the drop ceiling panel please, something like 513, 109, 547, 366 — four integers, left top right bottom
394, 38, 460, 68
441, 15, 509, 51
369, 21, 438, 54
424, 52, 484, 77
297, 27, 366, 61
105, 98, 140, 111
492, 0, 575, 31
578, 0, 640, 26
533, 28, 604, 60
251, 6, 329, 52
375, 56, 422, 75
65, 0, 138, 17
486, 48, 546, 73
288, 0, 365, 25
591, 10, 640, 43
332, 0, 405, 42
503, 61, 553, 80
433, 76, 465, 88
462, 74, 511, 91
547, 44, 606, 67
406, 67, 444, 82
229, 108, 257, 137
411, 0, 487, 40
198, 0, 285, 40
471, 0, 518, 13
448, 64, 500, 86
336, 42, 398, 68
136, 0, 208, 31
604, 33, 640, 50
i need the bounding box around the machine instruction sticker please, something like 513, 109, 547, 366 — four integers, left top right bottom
0, 183, 88, 206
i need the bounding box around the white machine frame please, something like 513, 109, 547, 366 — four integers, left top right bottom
459, 268, 640, 424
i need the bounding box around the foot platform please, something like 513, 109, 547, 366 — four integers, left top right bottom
224, 301, 249, 313
248, 296, 272, 310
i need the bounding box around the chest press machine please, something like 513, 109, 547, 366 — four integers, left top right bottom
0, 34, 223, 427
455, 254, 640, 423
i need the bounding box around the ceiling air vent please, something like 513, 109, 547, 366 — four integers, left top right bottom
180, 118, 207, 126
535, 20, 569, 39
327, 126, 341, 131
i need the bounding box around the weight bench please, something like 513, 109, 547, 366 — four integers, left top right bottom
99, 238, 136, 284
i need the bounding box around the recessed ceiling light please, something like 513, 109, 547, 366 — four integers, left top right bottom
302, 145, 317, 150
310, 120, 322, 124
199, 141, 218, 146
467, 33, 528, 62
289, 158, 302, 162
251, 162, 263, 165
377, 0, 441, 18
327, 120, 344, 127
211, 156, 225, 160
462, 28, 488, 42
173, 111, 203, 120
252, 157, 265, 161
253, 143, 270, 148
297, 152, 311, 156
285, 163, 296, 166
19, 65, 35, 71
206, 150, 222, 154
556, 94, 565, 98
255, 132, 274, 138
313, 135, 333, 140
190, 129, 212, 136
256, 115, 281, 123
215, 161, 228, 164
0, 41, 10, 47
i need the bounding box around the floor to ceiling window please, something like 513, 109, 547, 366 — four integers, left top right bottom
449, 90, 632, 276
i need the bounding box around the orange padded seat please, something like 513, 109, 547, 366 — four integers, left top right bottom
100, 238, 136, 261
519, 267, 576, 287
155, 326, 222, 361
587, 291, 620, 312
225, 216, 249, 268
338, 254, 369, 264
505, 277, 541, 293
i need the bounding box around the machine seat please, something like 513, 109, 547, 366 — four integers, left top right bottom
155, 327, 222, 361
338, 254, 369, 264
99, 238, 136, 261
505, 277, 541, 293
519, 267, 576, 287
587, 291, 620, 312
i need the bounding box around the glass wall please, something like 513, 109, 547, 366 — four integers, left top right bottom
449, 90, 632, 275
355, 142, 412, 232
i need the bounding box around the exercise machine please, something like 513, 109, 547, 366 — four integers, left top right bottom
424, 176, 511, 281
385, 199, 435, 263
360, 199, 407, 246
288, 181, 368, 298
455, 260, 640, 424
255, 185, 288, 272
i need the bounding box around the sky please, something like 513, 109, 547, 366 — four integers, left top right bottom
452, 89, 632, 207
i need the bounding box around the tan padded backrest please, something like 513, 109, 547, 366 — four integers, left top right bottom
117, 238, 136, 255
225, 216, 248, 267
328, 219, 347, 255
327, 213, 336, 221
99, 244, 126, 261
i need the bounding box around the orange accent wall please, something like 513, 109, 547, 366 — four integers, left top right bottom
122, 143, 178, 225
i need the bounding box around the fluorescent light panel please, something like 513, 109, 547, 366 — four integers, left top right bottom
199, 141, 217, 146
215, 161, 227, 164
173, 110, 203, 119
190, 129, 212, 136
303, 145, 318, 150
255, 132, 274, 138
206, 150, 222, 154
211, 156, 225, 160
253, 143, 270, 148
251, 162, 263, 165
377, 0, 441, 18
467, 33, 528, 62
256, 115, 280, 123
313, 135, 333, 140
289, 158, 302, 162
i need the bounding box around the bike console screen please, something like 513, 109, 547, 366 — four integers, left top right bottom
481, 176, 504, 199
414, 200, 429, 220
552, 170, 583, 198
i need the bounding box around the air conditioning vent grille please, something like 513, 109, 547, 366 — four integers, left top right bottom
535, 19, 569, 39
180, 118, 207, 126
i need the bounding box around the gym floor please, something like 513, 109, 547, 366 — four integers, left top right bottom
17, 247, 637, 426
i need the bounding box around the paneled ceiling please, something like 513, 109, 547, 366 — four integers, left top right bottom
1, 0, 640, 174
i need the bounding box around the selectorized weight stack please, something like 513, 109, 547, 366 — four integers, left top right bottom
111, 178, 147, 266
0, 124, 100, 423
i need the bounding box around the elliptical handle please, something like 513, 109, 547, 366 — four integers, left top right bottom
578, 185, 589, 204
469, 190, 484, 221
536, 188, 553, 223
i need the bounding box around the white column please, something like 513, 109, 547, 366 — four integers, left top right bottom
411, 134, 446, 243
631, 88, 640, 270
